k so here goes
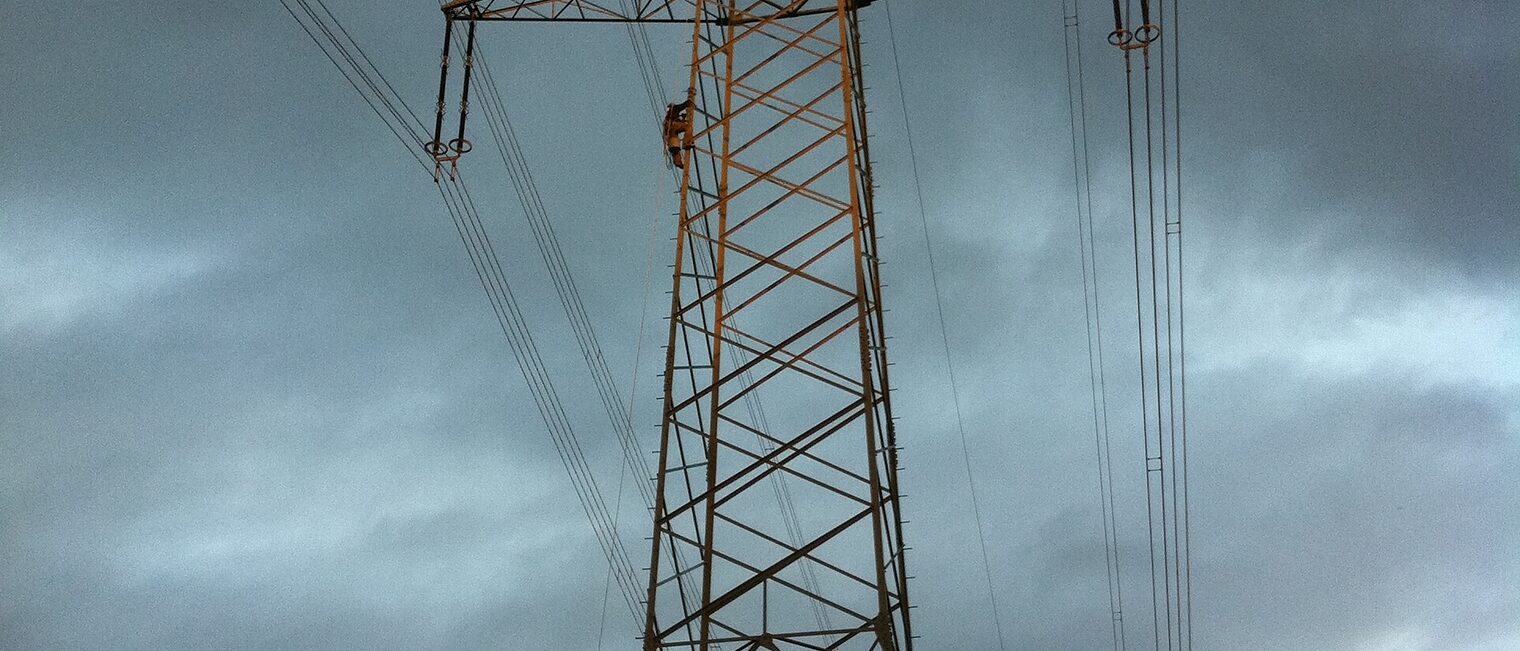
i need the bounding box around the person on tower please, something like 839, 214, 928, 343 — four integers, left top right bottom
663, 100, 693, 169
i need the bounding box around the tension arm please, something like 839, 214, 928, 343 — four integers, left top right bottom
440, 0, 871, 24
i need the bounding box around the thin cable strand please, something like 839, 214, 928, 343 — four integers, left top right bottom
1155, 3, 1186, 642
278, 0, 429, 171
1119, 27, 1166, 651
599, 161, 668, 649
1170, 0, 1193, 644
1140, 34, 1177, 651
884, 3, 1007, 649
1064, 2, 1126, 648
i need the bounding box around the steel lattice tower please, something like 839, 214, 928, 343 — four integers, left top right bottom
429, 2, 910, 648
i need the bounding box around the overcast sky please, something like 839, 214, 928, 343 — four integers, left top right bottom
2, 1, 1517, 649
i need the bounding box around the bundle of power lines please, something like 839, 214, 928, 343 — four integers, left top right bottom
1064, 0, 1194, 649
280, 0, 655, 631
280, 1, 831, 645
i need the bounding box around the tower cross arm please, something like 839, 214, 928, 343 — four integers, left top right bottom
441, 0, 872, 24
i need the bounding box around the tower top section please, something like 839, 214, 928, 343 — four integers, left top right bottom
441, 0, 875, 24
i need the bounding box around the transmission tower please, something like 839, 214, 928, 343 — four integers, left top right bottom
428, 2, 910, 648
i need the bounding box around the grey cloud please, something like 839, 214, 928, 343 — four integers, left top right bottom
4, 0, 1517, 649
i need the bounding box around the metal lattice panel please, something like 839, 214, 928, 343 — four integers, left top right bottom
645, 2, 909, 648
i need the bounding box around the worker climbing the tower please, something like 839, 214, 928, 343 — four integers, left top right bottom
662, 100, 692, 169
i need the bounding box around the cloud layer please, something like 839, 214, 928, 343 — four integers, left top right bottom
2, 1, 1515, 649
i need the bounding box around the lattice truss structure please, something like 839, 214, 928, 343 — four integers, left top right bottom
434, 2, 910, 649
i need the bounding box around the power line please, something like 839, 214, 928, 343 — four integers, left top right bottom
281, 1, 650, 629
1113, 4, 1167, 648
599, 160, 668, 650
452, 30, 709, 632
1139, 17, 1177, 651
1156, 0, 1192, 643
1109, 1, 1193, 646
883, 3, 1007, 649
278, 0, 429, 171
1156, 2, 1183, 641
1173, 0, 1195, 644
438, 171, 646, 623
1063, 1, 1126, 648
469, 39, 659, 516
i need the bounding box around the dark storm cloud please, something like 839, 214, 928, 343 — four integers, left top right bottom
3, 0, 1516, 649
1167, 2, 1519, 277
